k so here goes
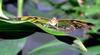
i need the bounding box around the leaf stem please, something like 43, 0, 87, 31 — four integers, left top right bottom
0, 0, 9, 19
17, 0, 24, 17
72, 38, 87, 52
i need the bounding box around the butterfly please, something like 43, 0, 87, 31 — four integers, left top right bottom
45, 17, 94, 32
18, 16, 94, 33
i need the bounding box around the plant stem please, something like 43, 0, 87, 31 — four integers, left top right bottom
0, 0, 2, 10
0, 0, 9, 19
72, 38, 87, 52
17, 0, 24, 17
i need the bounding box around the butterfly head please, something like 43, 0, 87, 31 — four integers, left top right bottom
49, 17, 58, 26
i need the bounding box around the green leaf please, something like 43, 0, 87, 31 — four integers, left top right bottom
29, 38, 87, 55
74, 6, 100, 16
0, 18, 35, 39
28, 40, 77, 55
0, 17, 66, 39
36, 24, 66, 36
82, 46, 100, 55
88, 46, 100, 53
61, 3, 73, 10
0, 38, 27, 55
0, 17, 87, 53
84, 6, 100, 16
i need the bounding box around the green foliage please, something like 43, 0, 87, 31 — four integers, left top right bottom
29, 40, 72, 55
87, 46, 100, 55
0, 17, 87, 54
0, 18, 35, 39
0, 38, 26, 55
36, 24, 66, 36
80, 46, 100, 55
0, 17, 66, 38
0, 0, 100, 55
